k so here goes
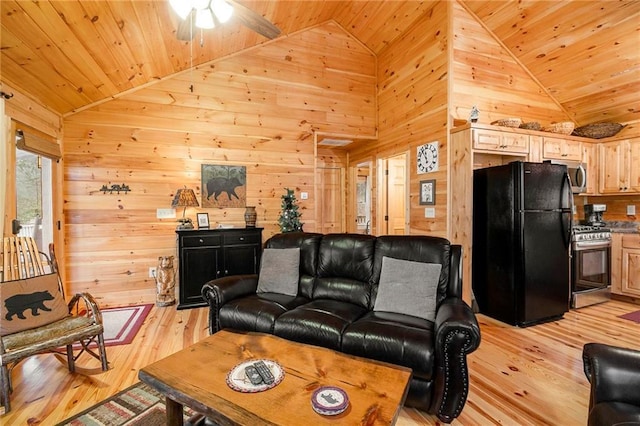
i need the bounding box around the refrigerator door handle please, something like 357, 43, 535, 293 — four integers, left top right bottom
563, 171, 573, 248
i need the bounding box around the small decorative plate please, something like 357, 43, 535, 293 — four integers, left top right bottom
311, 386, 349, 416
226, 359, 284, 393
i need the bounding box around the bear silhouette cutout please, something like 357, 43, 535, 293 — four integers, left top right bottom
4, 290, 55, 320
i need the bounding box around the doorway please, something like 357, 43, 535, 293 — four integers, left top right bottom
379, 153, 408, 235
317, 166, 344, 233
15, 148, 54, 249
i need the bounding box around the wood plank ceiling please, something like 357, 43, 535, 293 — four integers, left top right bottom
1, 0, 638, 126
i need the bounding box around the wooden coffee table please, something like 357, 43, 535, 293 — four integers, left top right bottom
138, 329, 412, 425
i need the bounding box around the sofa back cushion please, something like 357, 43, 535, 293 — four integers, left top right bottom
314, 234, 376, 308
372, 236, 451, 309
265, 232, 322, 299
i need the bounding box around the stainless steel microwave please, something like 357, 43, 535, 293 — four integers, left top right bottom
549, 161, 587, 194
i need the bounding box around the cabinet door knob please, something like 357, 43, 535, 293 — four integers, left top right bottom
239, 237, 245, 241
199, 238, 204, 243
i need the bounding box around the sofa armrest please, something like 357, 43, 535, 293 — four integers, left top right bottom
430, 297, 481, 423
201, 274, 258, 334
583, 343, 640, 409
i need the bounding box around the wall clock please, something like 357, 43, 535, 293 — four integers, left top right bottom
417, 141, 439, 174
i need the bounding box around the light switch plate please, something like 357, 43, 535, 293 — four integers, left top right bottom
424, 207, 436, 218
157, 208, 176, 219
627, 205, 636, 215
300, 192, 308, 200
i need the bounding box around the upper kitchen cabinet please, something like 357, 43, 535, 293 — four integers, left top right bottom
599, 139, 640, 194
472, 128, 529, 154
542, 137, 582, 162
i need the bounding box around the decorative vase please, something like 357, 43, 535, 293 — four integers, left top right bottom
244, 206, 257, 228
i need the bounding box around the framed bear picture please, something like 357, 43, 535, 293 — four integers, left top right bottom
201, 165, 247, 208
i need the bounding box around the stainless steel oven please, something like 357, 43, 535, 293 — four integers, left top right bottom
571, 226, 611, 308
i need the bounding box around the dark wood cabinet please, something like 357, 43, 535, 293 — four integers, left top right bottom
176, 228, 263, 309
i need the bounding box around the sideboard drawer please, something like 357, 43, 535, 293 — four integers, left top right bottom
182, 235, 222, 247
224, 232, 262, 245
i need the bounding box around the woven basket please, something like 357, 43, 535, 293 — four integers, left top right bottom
519, 122, 541, 131
543, 121, 575, 135
572, 122, 624, 139
491, 118, 522, 128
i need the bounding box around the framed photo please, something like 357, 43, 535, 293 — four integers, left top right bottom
197, 213, 210, 229
419, 179, 436, 205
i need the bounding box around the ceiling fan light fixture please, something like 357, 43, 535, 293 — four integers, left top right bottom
192, 0, 212, 10
169, 0, 193, 20
212, 0, 233, 23
195, 8, 215, 29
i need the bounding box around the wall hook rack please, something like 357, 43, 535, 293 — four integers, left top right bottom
100, 184, 131, 194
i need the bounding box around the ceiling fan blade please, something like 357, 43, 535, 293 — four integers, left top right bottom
226, 0, 281, 39
175, 10, 196, 41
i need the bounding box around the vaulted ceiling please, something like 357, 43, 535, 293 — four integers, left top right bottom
1, 1, 638, 126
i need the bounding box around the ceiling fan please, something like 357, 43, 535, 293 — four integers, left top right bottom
170, 0, 281, 41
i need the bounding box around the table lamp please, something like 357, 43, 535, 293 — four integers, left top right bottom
171, 187, 199, 230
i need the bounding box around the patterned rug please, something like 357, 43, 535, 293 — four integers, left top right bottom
619, 310, 640, 324
101, 304, 153, 347
56, 382, 196, 425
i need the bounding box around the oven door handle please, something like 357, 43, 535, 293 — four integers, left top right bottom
573, 240, 611, 250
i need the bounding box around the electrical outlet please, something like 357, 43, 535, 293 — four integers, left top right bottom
627, 205, 636, 215
148, 267, 156, 278
300, 192, 308, 200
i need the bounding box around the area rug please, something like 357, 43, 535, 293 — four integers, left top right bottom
76, 304, 153, 348
56, 382, 196, 425
619, 309, 640, 324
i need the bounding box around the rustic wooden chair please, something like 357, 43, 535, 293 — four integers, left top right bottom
0, 237, 108, 413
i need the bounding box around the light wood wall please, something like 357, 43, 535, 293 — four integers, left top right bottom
348, 1, 450, 238
62, 22, 376, 306
450, 2, 568, 126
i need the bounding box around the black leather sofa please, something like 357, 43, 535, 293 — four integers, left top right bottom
582, 343, 640, 426
202, 232, 481, 422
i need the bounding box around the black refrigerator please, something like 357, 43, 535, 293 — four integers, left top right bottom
472, 161, 572, 327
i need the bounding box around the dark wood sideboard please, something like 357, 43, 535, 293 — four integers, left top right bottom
175, 228, 263, 309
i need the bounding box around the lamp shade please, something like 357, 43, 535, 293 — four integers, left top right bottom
171, 188, 200, 208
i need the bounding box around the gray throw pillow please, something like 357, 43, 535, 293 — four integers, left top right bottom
256, 248, 300, 296
373, 256, 442, 321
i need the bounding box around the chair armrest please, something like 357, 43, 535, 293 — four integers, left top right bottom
430, 297, 481, 423
68, 292, 103, 326
201, 275, 258, 334
583, 343, 640, 408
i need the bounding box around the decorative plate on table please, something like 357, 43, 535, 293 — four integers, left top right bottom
226, 359, 284, 393
311, 386, 349, 416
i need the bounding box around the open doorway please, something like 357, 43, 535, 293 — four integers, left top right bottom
378, 153, 408, 235
15, 148, 54, 249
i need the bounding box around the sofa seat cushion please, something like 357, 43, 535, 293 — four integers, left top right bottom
273, 299, 368, 351
341, 311, 435, 380
219, 293, 310, 334
589, 402, 640, 426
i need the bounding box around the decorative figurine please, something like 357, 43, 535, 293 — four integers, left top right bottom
469, 105, 479, 123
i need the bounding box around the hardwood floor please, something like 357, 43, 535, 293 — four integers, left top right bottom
2, 299, 639, 424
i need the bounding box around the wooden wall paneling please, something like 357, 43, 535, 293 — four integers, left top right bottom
61, 23, 375, 306
451, 2, 567, 126
374, 1, 449, 238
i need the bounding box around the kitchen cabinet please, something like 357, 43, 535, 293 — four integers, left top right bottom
472, 128, 529, 154
599, 139, 640, 194
581, 143, 598, 195
542, 137, 582, 161
611, 233, 640, 301
176, 228, 263, 309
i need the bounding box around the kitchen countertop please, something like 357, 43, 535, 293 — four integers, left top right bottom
605, 221, 640, 234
